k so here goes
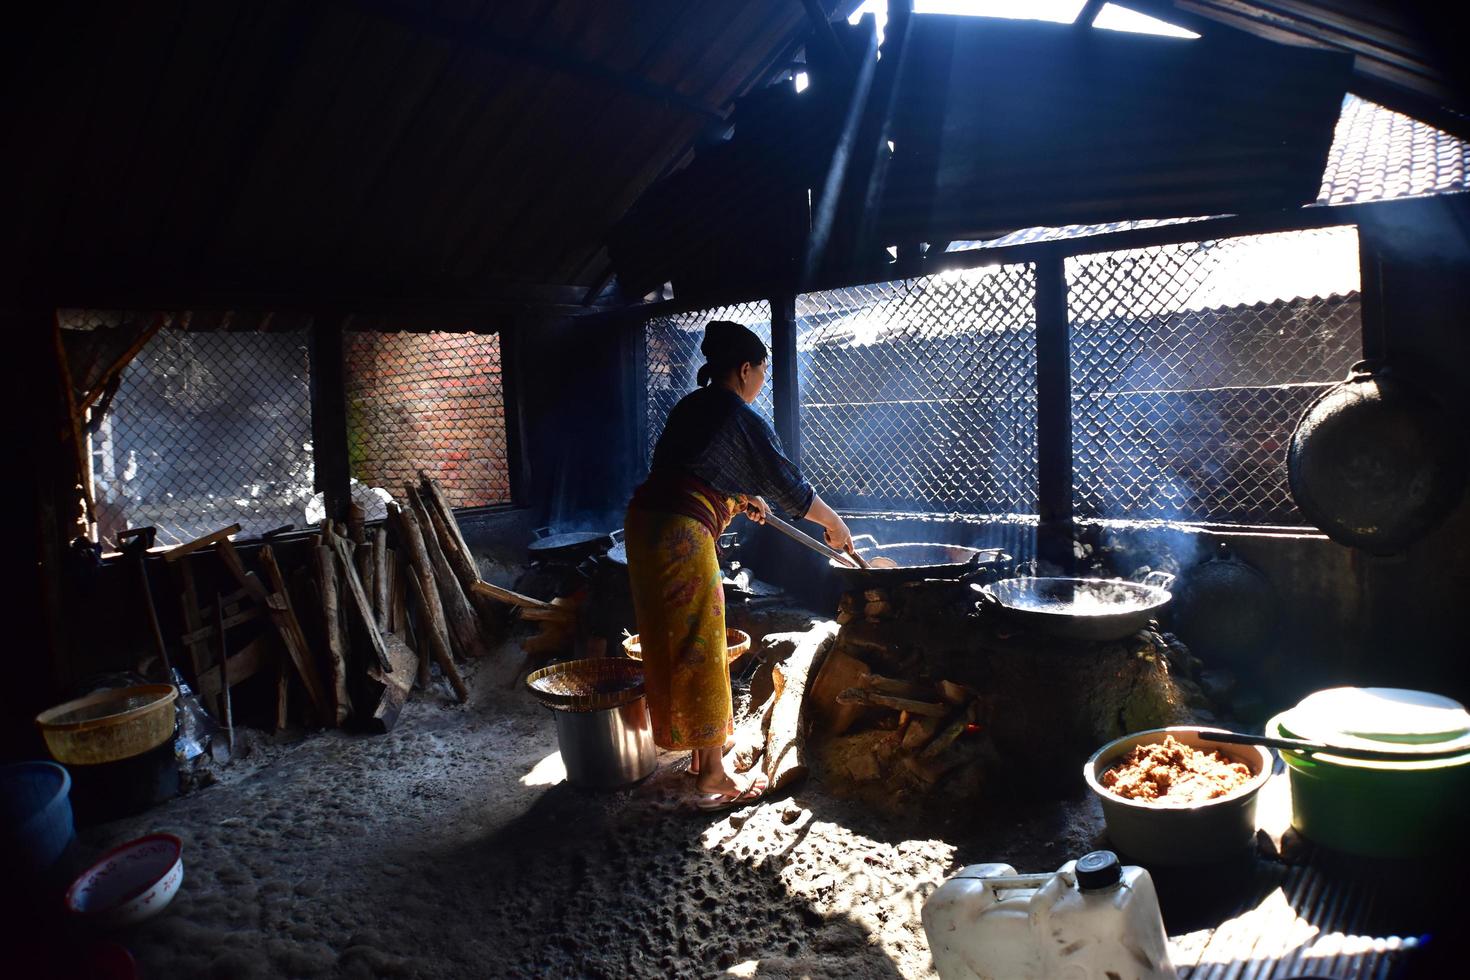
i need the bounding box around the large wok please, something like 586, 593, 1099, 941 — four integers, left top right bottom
975, 573, 1174, 641
827, 535, 1012, 588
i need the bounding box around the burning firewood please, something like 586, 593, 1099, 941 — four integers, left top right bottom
835, 687, 949, 717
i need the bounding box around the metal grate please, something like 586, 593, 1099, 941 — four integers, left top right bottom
796, 264, 1038, 513
89, 321, 314, 547
344, 331, 510, 521
1068, 227, 1362, 525
644, 301, 773, 464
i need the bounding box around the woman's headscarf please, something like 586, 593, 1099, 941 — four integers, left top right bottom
696, 320, 768, 387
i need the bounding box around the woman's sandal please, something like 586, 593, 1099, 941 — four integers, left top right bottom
694, 772, 769, 813
687, 737, 737, 776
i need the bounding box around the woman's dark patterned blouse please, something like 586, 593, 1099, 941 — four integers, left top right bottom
650, 386, 814, 519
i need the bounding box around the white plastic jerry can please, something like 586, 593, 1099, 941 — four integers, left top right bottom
922, 850, 1177, 980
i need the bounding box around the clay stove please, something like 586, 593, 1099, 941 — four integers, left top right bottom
801, 574, 1211, 818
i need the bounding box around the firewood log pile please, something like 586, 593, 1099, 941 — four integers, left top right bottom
158, 473, 532, 736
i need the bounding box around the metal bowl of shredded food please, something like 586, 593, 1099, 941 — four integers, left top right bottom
1084, 727, 1272, 866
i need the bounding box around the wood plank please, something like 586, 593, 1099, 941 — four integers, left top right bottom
163, 523, 242, 562
257, 544, 330, 720
517, 606, 576, 623
391, 503, 466, 701
763, 622, 840, 794
275, 656, 290, 732
173, 557, 211, 678
471, 579, 556, 611
404, 566, 467, 702
179, 604, 264, 645
408, 485, 489, 659
367, 632, 419, 733
326, 528, 394, 675
214, 538, 272, 604
419, 472, 473, 560
419, 478, 500, 626
195, 633, 276, 707
315, 543, 351, 726
372, 527, 388, 628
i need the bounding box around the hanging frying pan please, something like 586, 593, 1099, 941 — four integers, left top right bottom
1288, 361, 1467, 554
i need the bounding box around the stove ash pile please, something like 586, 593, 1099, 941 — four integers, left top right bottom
803, 579, 1214, 819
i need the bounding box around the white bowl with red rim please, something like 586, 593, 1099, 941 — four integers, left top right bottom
66, 833, 184, 927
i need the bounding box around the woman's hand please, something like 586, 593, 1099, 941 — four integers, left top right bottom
743, 495, 769, 524
804, 494, 852, 553
822, 515, 854, 554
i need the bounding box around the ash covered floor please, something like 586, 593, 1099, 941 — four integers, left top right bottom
70, 650, 1105, 979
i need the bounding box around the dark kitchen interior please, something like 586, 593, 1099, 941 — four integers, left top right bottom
6, 2, 1470, 977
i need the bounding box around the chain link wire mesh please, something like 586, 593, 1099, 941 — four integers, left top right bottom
344, 331, 510, 521
797, 264, 1038, 513
644, 302, 773, 463
84, 317, 315, 548
1068, 226, 1362, 525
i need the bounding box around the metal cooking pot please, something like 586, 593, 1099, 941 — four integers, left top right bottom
1288, 361, 1467, 554
527, 526, 615, 564
827, 535, 1011, 588
976, 573, 1174, 641
1169, 543, 1275, 666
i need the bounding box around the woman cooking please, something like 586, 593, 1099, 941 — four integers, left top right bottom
626, 320, 854, 811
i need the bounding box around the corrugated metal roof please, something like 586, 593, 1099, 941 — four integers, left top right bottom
947, 94, 1469, 252
1321, 94, 1470, 203
1117, 1, 1470, 134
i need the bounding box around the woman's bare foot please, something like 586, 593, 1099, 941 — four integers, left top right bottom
693, 746, 742, 796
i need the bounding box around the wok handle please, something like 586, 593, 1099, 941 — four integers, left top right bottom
971, 583, 1004, 614
1140, 570, 1175, 590
762, 512, 859, 568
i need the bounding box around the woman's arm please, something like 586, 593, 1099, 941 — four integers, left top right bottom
803, 494, 853, 553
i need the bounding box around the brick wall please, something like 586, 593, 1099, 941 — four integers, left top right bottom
344, 331, 511, 516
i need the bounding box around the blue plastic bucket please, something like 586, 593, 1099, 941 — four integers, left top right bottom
1, 761, 75, 875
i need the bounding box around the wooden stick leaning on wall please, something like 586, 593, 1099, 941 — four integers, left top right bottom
407, 485, 490, 659
372, 528, 389, 629
389, 502, 466, 701
419, 472, 474, 562
356, 538, 376, 619
324, 526, 394, 675
419, 484, 501, 626
256, 543, 331, 722
313, 543, 352, 726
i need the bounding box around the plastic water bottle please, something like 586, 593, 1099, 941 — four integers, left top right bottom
171, 668, 217, 764
922, 850, 1177, 980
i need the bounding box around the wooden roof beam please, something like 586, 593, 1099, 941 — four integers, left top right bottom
346, 0, 726, 122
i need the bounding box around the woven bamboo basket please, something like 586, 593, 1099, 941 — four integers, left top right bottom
620, 628, 750, 663
525, 658, 647, 712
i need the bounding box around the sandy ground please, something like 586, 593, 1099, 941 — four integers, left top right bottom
57, 649, 1108, 980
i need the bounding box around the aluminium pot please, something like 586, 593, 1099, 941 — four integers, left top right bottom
525, 658, 656, 789
551, 698, 657, 790
1288, 361, 1467, 554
